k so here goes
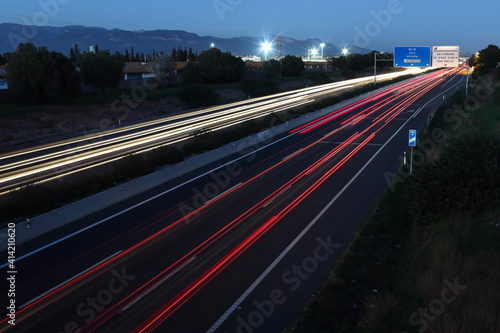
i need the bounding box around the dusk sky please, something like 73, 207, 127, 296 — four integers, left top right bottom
0, 0, 498, 54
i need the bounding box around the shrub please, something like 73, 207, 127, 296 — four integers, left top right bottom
179, 84, 218, 107
240, 77, 279, 97
408, 132, 500, 225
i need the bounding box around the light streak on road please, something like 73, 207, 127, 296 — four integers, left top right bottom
0, 69, 424, 194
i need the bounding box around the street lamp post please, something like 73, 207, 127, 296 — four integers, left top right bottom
466, 57, 470, 95
320, 43, 326, 59
261, 42, 272, 61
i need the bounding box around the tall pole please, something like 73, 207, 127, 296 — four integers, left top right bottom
374, 52, 377, 86
466, 57, 469, 95
410, 146, 414, 174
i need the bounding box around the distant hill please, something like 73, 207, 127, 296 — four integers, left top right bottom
0, 23, 371, 57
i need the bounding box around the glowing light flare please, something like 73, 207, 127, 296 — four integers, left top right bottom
261, 41, 272, 52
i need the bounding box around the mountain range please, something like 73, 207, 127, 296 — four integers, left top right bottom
0, 23, 370, 58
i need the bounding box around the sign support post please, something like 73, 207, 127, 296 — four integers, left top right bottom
410, 146, 414, 174
374, 52, 393, 86
408, 129, 417, 174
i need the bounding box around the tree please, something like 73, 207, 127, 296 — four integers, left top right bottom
281, 55, 304, 77
188, 48, 196, 61
196, 47, 246, 83
48, 51, 81, 101
77, 51, 124, 92
0, 54, 6, 65
329, 55, 348, 71
475, 44, 500, 75
263, 59, 281, 78
181, 61, 203, 85
69, 44, 80, 63
7, 42, 80, 104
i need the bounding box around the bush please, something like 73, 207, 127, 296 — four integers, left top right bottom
149, 146, 185, 167
179, 84, 218, 108
408, 132, 500, 225
240, 77, 279, 97
341, 70, 356, 78
303, 71, 329, 83
112, 154, 154, 182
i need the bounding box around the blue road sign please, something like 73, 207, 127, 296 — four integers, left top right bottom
394, 47, 431, 67
409, 129, 417, 146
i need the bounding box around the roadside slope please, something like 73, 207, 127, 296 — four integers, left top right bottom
286, 73, 500, 333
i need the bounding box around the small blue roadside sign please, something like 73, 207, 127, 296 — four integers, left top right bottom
409, 129, 417, 146
394, 47, 431, 67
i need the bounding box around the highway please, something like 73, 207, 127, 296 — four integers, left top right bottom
0, 67, 466, 332
0, 69, 423, 195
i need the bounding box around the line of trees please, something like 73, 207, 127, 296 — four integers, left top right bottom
182, 47, 246, 85
263, 56, 305, 78
329, 51, 393, 72
71, 45, 198, 63
7, 43, 80, 104
7, 42, 124, 104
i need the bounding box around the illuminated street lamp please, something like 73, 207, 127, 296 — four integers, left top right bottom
309, 48, 318, 60
210, 43, 215, 48
261, 41, 272, 61
320, 43, 326, 59
342, 47, 349, 56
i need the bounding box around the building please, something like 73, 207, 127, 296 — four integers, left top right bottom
239, 55, 262, 62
